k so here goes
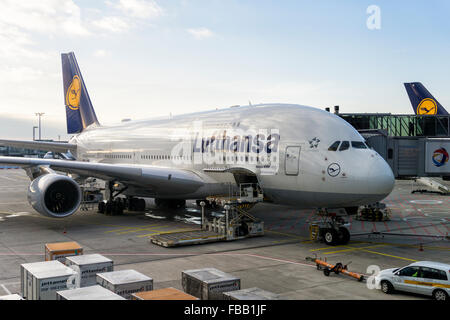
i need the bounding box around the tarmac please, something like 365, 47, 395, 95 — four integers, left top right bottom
0, 169, 448, 300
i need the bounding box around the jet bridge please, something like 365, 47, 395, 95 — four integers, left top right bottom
361, 131, 450, 179
338, 113, 450, 179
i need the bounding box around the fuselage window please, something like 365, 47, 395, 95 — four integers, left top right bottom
328, 141, 340, 151
352, 141, 367, 149
339, 141, 350, 151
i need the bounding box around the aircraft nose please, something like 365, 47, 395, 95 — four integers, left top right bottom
367, 157, 395, 198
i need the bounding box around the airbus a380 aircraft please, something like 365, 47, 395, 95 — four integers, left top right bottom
0, 53, 394, 245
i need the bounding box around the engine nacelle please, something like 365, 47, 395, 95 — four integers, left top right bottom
27, 174, 82, 218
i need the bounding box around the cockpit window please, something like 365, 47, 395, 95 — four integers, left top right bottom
351, 141, 367, 149
328, 141, 340, 151
339, 141, 350, 151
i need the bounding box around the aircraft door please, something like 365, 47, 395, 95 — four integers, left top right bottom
285, 146, 300, 175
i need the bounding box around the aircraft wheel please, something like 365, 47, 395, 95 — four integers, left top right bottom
137, 199, 146, 211
337, 227, 350, 245
105, 201, 113, 215
323, 268, 331, 276
112, 201, 123, 215
98, 201, 106, 214
323, 228, 338, 246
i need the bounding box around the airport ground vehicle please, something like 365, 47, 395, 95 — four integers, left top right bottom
375, 261, 450, 301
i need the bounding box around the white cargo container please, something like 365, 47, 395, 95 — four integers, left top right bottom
65, 254, 113, 287
20, 260, 78, 300
223, 287, 281, 300
57, 285, 126, 300
0, 294, 24, 300
96, 270, 153, 299
182, 268, 240, 300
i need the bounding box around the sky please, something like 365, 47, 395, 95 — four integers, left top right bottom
0, 0, 450, 140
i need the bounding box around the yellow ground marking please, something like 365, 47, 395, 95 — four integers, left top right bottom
358, 249, 417, 262
116, 225, 173, 235
272, 239, 300, 244
137, 228, 199, 238
309, 241, 372, 252
265, 230, 307, 240
321, 244, 389, 254
104, 224, 162, 233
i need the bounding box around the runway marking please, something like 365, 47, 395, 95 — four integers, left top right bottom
0, 284, 11, 295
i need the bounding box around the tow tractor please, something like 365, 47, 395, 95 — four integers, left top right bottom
306, 255, 365, 282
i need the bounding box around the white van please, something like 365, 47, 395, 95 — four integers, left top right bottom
374, 261, 450, 300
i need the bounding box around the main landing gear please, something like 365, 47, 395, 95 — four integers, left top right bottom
154, 198, 186, 209
97, 181, 146, 215
309, 209, 351, 246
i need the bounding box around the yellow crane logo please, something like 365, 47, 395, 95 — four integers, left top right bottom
66, 75, 81, 111
417, 98, 437, 115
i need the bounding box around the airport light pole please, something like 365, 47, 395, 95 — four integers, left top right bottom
32, 126, 38, 141
35, 112, 45, 141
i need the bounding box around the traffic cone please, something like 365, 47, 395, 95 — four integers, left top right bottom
63, 227, 67, 234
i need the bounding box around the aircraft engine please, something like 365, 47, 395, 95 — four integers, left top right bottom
27, 174, 82, 218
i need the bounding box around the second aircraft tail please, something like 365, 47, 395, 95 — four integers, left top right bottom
404, 82, 448, 115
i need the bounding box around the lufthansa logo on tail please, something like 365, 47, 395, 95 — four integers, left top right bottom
417, 98, 437, 115
66, 75, 81, 111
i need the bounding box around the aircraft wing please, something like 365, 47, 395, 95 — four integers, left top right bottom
0, 156, 204, 195
0, 139, 77, 153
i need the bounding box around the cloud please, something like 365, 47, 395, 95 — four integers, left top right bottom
0, 0, 90, 37
187, 27, 214, 39
92, 16, 131, 33
93, 49, 110, 58
113, 0, 163, 19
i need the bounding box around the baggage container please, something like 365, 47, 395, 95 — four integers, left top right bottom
45, 241, 83, 262
96, 269, 153, 299
131, 287, 198, 300
0, 294, 24, 300
65, 254, 113, 287
57, 285, 125, 300
182, 268, 240, 300
20, 260, 78, 300
223, 287, 281, 300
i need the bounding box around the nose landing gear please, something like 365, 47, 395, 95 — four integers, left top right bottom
309, 209, 351, 245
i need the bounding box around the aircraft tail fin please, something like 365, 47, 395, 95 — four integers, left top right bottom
62, 52, 99, 134
404, 82, 448, 115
